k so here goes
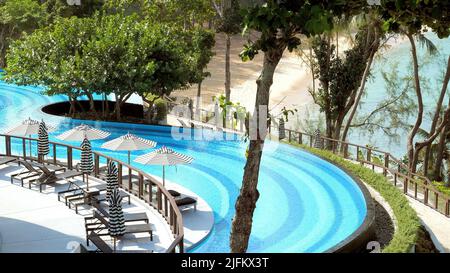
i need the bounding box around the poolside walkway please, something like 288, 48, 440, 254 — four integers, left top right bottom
406, 197, 450, 253
368, 164, 450, 253
0, 163, 213, 253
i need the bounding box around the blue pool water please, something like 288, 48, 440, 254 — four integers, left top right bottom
0, 80, 367, 253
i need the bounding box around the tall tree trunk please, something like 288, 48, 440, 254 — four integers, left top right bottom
406, 33, 424, 172
86, 93, 99, 119
225, 33, 231, 102
230, 45, 285, 253
196, 81, 202, 120
424, 56, 450, 176
114, 94, 122, 121
0, 26, 7, 68
68, 96, 76, 117
309, 48, 316, 93
433, 123, 450, 181
340, 47, 377, 143
105, 94, 110, 118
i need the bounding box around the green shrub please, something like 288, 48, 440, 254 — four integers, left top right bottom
433, 181, 450, 196
288, 143, 420, 253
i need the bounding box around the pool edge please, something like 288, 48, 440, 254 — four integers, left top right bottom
300, 148, 376, 253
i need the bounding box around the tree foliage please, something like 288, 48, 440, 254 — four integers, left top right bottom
5, 13, 214, 121
309, 24, 380, 140
0, 0, 48, 67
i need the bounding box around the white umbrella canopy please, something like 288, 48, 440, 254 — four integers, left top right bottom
101, 133, 156, 164
5, 118, 56, 157
56, 124, 110, 141
5, 117, 56, 136
134, 146, 194, 186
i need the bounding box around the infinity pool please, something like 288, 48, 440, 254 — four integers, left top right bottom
0, 80, 367, 253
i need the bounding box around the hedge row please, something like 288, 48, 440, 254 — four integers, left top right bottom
290, 143, 420, 253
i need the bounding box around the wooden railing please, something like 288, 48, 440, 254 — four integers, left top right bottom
275, 127, 450, 218
0, 134, 184, 253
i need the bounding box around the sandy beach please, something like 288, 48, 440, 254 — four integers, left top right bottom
172, 32, 407, 128
172, 32, 314, 117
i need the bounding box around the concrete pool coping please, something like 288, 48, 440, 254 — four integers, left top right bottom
142, 174, 215, 251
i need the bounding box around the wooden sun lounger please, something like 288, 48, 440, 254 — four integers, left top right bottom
85, 211, 153, 241
0, 156, 17, 165
168, 189, 197, 210
87, 232, 153, 253
93, 191, 131, 205
10, 160, 43, 187
92, 201, 149, 224
30, 166, 83, 192
58, 188, 85, 205
175, 196, 197, 211
18, 160, 66, 173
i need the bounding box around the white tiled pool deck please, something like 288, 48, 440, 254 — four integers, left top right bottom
0, 163, 213, 253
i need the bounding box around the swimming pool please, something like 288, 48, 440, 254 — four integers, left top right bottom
0, 80, 367, 253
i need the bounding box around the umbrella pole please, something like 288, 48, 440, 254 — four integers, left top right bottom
28, 135, 32, 159
128, 150, 130, 165
163, 165, 165, 187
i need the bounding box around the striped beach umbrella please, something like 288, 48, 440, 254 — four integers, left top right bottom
101, 133, 156, 164
108, 187, 126, 251
80, 137, 94, 189
106, 161, 119, 202
134, 146, 194, 186
37, 120, 50, 162
56, 124, 110, 141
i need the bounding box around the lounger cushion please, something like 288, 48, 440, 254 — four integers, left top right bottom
168, 190, 181, 197
175, 197, 196, 206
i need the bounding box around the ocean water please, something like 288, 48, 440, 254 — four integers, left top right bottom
348, 33, 450, 157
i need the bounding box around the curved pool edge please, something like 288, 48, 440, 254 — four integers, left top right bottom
299, 149, 376, 253
156, 176, 215, 252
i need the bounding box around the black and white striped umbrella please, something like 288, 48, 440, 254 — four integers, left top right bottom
80, 137, 94, 189
134, 146, 194, 186
108, 187, 126, 251
101, 133, 156, 164
56, 124, 110, 141
106, 161, 119, 202
38, 120, 50, 158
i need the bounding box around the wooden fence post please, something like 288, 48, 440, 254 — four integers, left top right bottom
94, 154, 100, 177
53, 144, 57, 164
128, 168, 132, 192
384, 153, 389, 176
5, 135, 11, 156
22, 138, 27, 158
67, 147, 73, 169
138, 173, 144, 198
118, 163, 123, 186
